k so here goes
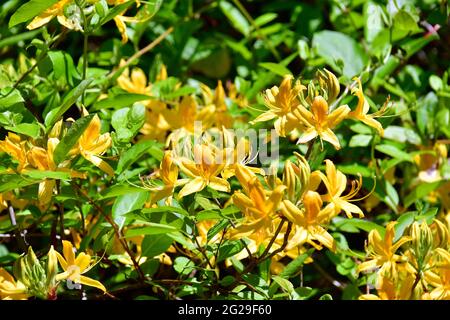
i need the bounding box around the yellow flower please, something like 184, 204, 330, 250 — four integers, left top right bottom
163, 95, 215, 133
176, 143, 230, 198
230, 164, 286, 247
251, 75, 305, 137
0, 132, 28, 172
201, 80, 233, 129
0, 268, 29, 300
149, 151, 181, 204
358, 222, 411, 275
139, 111, 170, 142
117, 66, 152, 95
315, 159, 364, 219
424, 248, 450, 300
221, 129, 264, 180
359, 269, 415, 300
349, 77, 385, 136
107, 1, 142, 43
294, 96, 350, 149
55, 240, 106, 292
77, 113, 114, 176
27, 0, 82, 31
280, 190, 336, 251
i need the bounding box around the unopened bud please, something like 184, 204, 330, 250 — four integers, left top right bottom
317, 69, 340, 104
410, 221, 434, 265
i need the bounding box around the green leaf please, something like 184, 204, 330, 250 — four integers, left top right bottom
44, 78, 93, 129
112, 191, 149, 230
22, 170, 71, 180
99, 0, 134, 27
173, 256, 195, 275
0, 174, 40, 193
278, 249, 314, 279
111, 104, 146, 143
4, 123, 40, 139
392, 10, 420, 41
219, 1, 250, 36
400, 34, 439, 59
385, 180, 399, 213
116, 139, 156, 174
394, 211, 415, 242
383, 126, 421, 145
312, 30, 368, 79
125, 223, 179, 237
53, 114, 94, 165
259, 62, 292, 77
9, 0, 59, 28
47, 51, 79, 85
0, 88, 24, 111
98, 184, 146, 199
92, 93, 152, 111
375, 144, 413, 162
141, 206, 190, 217
217, 240, 244, 262
333, 217, 385, 237
141, 234, 173, 258
349, 134, 372, 147
364, 2, 384, 43
404, 181, 444, 208
207, 219, 230, 242
135, 0, 162, 22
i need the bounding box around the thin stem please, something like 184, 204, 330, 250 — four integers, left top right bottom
56, 180, 65, 241
8, 205, 27, 252
232, 0, 281, 61
259, 221, 293, 263
106, 26, 174, 82
259, 218, 286, 259
72, 183, 146, 280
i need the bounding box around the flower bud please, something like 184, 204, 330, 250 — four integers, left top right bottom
410, 221, 434, 265
317, 69, 340, 104
13, 246, 52, 300
431, 219, 449, 249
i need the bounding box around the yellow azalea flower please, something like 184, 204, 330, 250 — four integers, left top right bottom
149, 151, 182, 204
0, 132, 28, 172
77, 113, 114, 176
349, 77, 385, 136
176, 143, 230, 198
27, 0, 82, 31
230, 164, 286, 247
201, 81, 233, 129
117, 66, 152, 95
251, 75, 305, 137
221, 129, 264, 180
358, 222, 411, 275
107, 1, 142, 43
280, 190, 336, 251
315, 159, 364, 219
413, 142, 448, 183
0, 268, 29, 300
294, 96, 350, 150
359, 269, 415, 300
424, 248, 450, 300
55, 240, 106, 292
163, 95, 215, 133
140, 111, 170, 142
227, 81, 248, 108
0, 192, 28, 212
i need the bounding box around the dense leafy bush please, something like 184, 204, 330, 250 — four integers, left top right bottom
0, 0, 449, 300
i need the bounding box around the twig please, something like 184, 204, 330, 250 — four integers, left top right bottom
106, 26, 174, 82
72, 183, 146, 280
8, 205, 27, 252
231, 0, 281, 61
